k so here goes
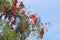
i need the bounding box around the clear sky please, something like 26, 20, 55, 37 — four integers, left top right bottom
18, 0, 60, 40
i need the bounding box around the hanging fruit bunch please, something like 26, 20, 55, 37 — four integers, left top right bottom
0, 0, 51, 40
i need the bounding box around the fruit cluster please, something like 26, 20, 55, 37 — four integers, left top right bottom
0, 0, 46, 40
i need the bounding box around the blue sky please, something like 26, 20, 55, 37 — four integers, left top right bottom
18, 0, 60, 40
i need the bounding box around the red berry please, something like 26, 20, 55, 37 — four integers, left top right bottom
13, 0, 17, 8
29, 14, 37, 23
12, 20, 15, 25
29, 14, 36, 18
21, 10, 25, 16
40, 26, 44, 39
33, 17, 37, 23
13, 3, 16, 7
